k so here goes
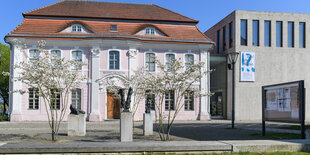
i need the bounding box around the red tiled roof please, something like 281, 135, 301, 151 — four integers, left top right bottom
23, 0, 198, 23
8, 18, 212, 43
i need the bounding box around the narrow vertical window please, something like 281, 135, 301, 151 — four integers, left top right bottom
165, 54, 175, 72
223, 26, 226, 50
109, 51, 120, 70
252, 20, 259, 46
29, 88, 39, 110
299, 22, 306, 48
217, 30, 220, 53
72, 51, 82, 70
146, 90, 155, 110
240, 19, 247, 46
51, 50, 61, 67
165, 90, 174, 110
185, 54, 194, 70
229, 22, 233, 48
29, 49, 40, 64
51, 89, 60, 110
71, 89, 81, 110
264, 21, 271, 47
184, 90, 194, 111
276, 21, 283, 47
288, 22, 294, 47
145, 53, 155, 72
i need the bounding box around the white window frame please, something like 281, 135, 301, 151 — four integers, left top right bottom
184, 53, 195, 71
164, 51, 176, 72
50, 48, 62, 67
145, 27, 155, 35
28, 48, 40, 65
107, 49, 121, 70
71, 88, 82, 110
184, 90, 194, 111
70, 49, 83, 71
28, 88, 39, 110
144, 51, 156, 72
72, 24, 82, 32
165, 90, 175, 110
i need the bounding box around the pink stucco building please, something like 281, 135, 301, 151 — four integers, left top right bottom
5, 0, 214, 121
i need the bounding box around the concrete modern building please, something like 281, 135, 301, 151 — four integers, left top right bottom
5, 0, 214, 121
205, 10, 310, 121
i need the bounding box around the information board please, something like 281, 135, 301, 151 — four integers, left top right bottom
262, 80, 305, 138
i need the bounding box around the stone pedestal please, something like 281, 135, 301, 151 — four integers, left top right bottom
143, 113, 153, 136
68, 114, 86, 136
120, 112, 133, 142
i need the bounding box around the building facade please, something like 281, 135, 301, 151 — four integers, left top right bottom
5, 0, 214, 121
205, 10, 310, 121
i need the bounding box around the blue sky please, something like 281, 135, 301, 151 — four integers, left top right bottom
1, 0, 310, 45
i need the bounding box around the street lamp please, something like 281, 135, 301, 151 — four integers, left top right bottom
227, 52, 239, 128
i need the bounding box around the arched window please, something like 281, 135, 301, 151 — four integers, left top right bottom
145, 53, 155, 72
29, 49, 40, 64
71, 89, 81, 110
109, 51, 120, 70
72, 50, 82, 70
185, 54, 194, 70
51, 50, 61, 67
165, 53, 175, 72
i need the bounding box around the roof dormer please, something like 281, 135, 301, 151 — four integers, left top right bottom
59, 22, 92, 33
135, 25, 167, 37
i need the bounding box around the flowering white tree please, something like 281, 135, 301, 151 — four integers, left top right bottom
134, 58, 212, 141
11, 40, 85, 141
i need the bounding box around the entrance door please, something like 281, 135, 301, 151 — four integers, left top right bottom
107, 94, 121, 119
210, 92, 223, 118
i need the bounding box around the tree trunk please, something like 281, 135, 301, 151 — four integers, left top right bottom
51, 118, 55, 141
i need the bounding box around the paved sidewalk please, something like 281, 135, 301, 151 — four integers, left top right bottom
0, 120, 307, 154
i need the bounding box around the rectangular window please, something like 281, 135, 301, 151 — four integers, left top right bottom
109, 51, 120, 70
217, 30, 220, 53
229, 22, 233, 48
165, 54, 175, 72
71, 89, 81, 110
288, 22, 294, 47
240, 19, 247, 46
276, 21, 283, 47
51, 89, 60, 110
165, 90, 174, 110
252, 20, 259, 46
29, 88, 39, 110
184, 91, 194, 111
29, 49, 40, 64
264, 21, 271, 47
223, 26, 226, 50
185, 54, 194, 70
146, 90, 155, 110
72, 51, 82, 70
299, 22, 306, 48
145, 53, 155, 72
111, 25, 117, 31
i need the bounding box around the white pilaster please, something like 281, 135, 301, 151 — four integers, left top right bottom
199, 50, 211, 120
89, 47, 101, 121
128, 47, 138, 110
10, 44, 23, 121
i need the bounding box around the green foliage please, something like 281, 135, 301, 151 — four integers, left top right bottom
0, 114, 8, 121
279, 125, 310, 130
0, 42, 10, 114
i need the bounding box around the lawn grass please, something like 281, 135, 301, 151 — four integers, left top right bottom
279, 125, 310, 130
150, 152, 310, 155
251, 132, 301, 140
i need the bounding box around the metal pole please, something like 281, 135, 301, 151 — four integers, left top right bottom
232, 63, 235, 128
